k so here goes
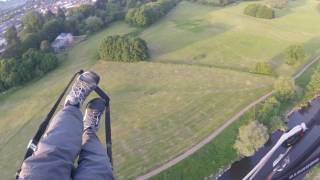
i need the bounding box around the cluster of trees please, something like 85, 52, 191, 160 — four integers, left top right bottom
254, 62, 273, 75
285, 44, 305, 66
304, 64, 320, 100
0, 49, 58, 92
63, 0, 152, 34
234, 77, 296, 156
125, 0, 179, 27
244, 4, 275, 19
186, 0, 235, 6
2, 10, 66, 59
234, 121, 269, 157
99, 35, 149, 62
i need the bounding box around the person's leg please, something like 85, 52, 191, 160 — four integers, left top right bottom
73, 98, 114, 180
73, 130, 114, 180
19, 106, 83, 180
19, 71, 100, 180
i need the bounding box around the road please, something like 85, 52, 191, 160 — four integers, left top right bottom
136, 54, 320, 180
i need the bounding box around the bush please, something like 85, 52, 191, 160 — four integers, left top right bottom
258, 97, 280, 125
285, 44, 305, 65
85, 16, 104, 33
234, 121, 269, 157
244, 4, 275, 19
125, 0, 178, 27
274, 76, 296, 102
99, 35, 149, 62
305, 64, 320, 98
254, 62, 273, 75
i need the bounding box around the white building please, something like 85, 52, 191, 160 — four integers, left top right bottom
51, 33, 74, 52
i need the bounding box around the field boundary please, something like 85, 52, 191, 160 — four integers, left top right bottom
136, 54, 320, 180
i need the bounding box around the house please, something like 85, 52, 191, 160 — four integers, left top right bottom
51, 33, 74, 52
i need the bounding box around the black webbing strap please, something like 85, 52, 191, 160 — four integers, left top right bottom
94, 86, 113, 167
15, 70, 84, 179
15, 70, 113, 179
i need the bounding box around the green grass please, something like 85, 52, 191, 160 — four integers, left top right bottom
1, 0, 320, 179
141, 0, 320, 74
151, 109, 254, 180
0, 21, 274, 180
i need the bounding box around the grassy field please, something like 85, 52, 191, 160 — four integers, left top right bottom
0, 22, 274, 180
141, 0, 320, 75
1, 0, 320, 179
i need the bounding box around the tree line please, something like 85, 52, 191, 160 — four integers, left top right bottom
244, 4, 275, 19
125, 0, 179, 27
0, 49, 58, 92
185, 0, 235, 6
99, 35, 149, 62
0, 0, 151, 92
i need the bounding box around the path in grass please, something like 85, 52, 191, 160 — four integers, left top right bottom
0, 24, 273, 180
137, 53, 320, 180
2, 0, 320, 179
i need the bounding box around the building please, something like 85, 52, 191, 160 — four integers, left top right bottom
51, 33, 74, 52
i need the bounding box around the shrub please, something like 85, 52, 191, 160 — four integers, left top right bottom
254, 62, 273, 75
274, 76, 296, 102
258, 97, 280, 125
234, 121, 269, 157
305, 64, 320, 98
244, 4, 275, 19
285, 44, 305, 65
125, 0, 178, 27
85, 16, 104, 33
99, 35, 149, 62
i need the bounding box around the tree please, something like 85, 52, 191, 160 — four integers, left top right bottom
85, 16, 103, 33
21, 33, 41, 51
125, 0, 178, 27
41, 19, 65, 42
274, 77, 296, 102
234, 121, 269, 157
258, 97, 280, 126
3, 26, 21, 58
254, 62, 273, 75
99, 35, 149, 62
57, 7, 66, 20
285, 45, 305, 65
5, 26, 20, 46
22, 11, 44, 32
306, 65, 320, 98
95, 0, 107, 9
40, 40, 52, 52
244, 4, 275, 19
44, 10, 55, 21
